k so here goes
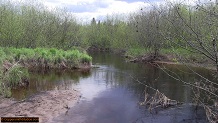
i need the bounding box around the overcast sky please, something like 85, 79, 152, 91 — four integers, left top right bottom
35, 0, 203, 23
42, 0, 150, 22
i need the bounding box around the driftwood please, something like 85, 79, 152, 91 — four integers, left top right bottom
205, 105, 218, 123
140, 87, 182, 112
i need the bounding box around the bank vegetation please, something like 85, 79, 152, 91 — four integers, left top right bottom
0, 47, 91, 97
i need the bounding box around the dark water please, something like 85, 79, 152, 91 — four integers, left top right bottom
11, 53, 214, 123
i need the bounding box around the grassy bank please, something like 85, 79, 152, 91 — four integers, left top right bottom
0, 47, 92, 97
1, 47, 92, 69
125, 47, 209, 64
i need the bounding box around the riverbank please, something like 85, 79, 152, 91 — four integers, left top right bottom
0, 47, 92, 97
0, 89, 81, 123
87, 47, 215, 71
123, 48, 215, 71
1, 47, 92, 70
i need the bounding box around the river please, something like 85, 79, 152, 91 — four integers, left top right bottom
11, 52, 213, 123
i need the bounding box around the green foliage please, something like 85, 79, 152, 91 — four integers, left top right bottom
3, 64, 29, 88
2, 47, 91, 64
80, 54, 92, 63
0, 64, 28, 98
0, 47, 92, 97
126, 48, 151, 57
0, 0, 216, 64
0, 86, 12, 98
0, 0, 80, 49
0, 49, 6, 65
81, 16, 133, 50
0, 0, 217, 62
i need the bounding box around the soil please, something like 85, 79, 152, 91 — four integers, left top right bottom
0, 89, 81, 123
128, 53, 217, 71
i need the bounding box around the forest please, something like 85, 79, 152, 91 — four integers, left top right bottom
0, 0, 218, 122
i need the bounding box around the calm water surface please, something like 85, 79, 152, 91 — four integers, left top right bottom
11, 53, 213, 123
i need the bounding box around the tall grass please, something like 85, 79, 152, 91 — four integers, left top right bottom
1, 47, 92, 68
0, 47, 92, 97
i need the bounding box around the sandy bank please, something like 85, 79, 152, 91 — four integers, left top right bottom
0, 89, 81, 123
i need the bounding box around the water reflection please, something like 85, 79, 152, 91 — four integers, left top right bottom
52, 88, 143, 123
52, 53, 212, 123
11, 70, 91, 100
11, 52, 213, 122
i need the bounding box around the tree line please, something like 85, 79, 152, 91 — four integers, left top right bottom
1, 0, 217, 70
0, 0, 81, 49
1, 0, 217, 59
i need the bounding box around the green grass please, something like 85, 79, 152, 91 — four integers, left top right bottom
1, 47, 92, 67
0, 63, 29, 98
0, 47, 92, 97
161, 48, 191, 56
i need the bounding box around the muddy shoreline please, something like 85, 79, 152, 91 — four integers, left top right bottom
0, 89, 81, 123
126, 53, 216, 71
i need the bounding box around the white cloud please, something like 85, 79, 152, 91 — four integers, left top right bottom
12, 0, 215, 23
41, 0, 150, 23
98, 1, 147, 14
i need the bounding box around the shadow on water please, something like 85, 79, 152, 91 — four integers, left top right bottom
11, 70, 91, 100
11, 52, 213, 122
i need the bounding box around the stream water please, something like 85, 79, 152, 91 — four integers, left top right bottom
11, 52, 214, 123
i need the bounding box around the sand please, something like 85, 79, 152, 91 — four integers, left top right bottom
0, 89, 81, 123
